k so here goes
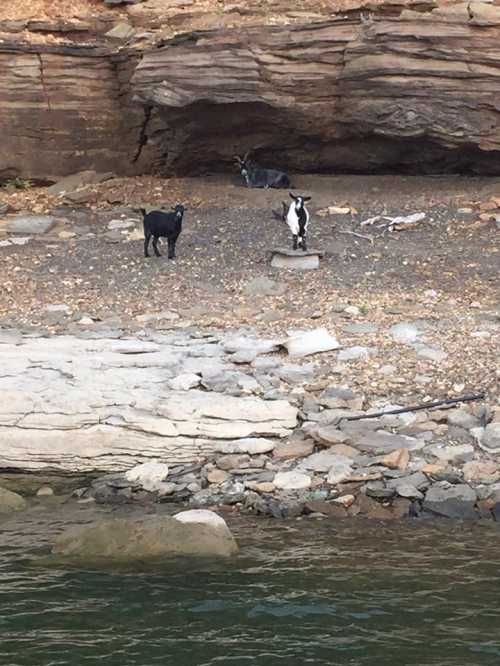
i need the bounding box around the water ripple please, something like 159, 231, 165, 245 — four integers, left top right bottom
1, 506, 500, 665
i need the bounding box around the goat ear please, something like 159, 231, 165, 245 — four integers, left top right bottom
303, 196, 312, 202
289, 192, 298, 201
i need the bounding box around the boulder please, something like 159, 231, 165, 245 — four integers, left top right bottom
0, 486, 28, 513
51, 512, 238, 562
423, 484, 478, 520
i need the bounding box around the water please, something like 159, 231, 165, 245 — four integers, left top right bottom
1, 504, 500, 665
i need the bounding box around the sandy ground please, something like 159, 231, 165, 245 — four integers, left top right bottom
0, 174, 499, 403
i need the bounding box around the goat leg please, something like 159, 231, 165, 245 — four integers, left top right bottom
292, 234, 298, 251
168, 239, 176, 260
152, 237, 162, 257
144, 233, 151, 258
301, 236, 307, 251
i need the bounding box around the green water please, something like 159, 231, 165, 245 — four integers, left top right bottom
1, 504, 499, 665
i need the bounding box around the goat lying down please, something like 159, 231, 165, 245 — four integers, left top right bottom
140, 205, 185, 259
286, 192, 311, 251
235, 153, 290, 189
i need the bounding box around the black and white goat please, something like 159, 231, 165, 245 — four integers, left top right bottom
286, 192, 311, 251
140, 204, 185, 259
234, 152, 290, 189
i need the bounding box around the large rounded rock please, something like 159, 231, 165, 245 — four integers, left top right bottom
0, 486, 28, 513
51, 511, 238, 563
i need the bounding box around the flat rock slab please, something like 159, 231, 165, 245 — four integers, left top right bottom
271, 248, 322, 270
0, 331, 297, 473
1, 215, 56, 235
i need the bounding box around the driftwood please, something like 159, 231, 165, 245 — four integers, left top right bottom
337, 393, 485, 423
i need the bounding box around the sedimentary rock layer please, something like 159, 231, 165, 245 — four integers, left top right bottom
2, 2, 500, 179
0, 332, 297, 472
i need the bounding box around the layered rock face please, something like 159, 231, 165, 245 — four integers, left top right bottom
2, 1, 500, 179
0, 331, 297, 473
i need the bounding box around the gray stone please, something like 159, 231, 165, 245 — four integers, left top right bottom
51, 512, 238, 562
2, 215, 55, 234
309, 425, 351, 446
273, 440, 314, 460
244, 277, 285, 296
393, 482, 423, 500
390, 322, 420, 344
298, 451, 353, 473
230, 350, 257, 364
326, 461, 353, 485
278, 363, 316, 384
479, 423, 500, 453
0, 486, 28, 513
446, 409, 481, 430
318, 386, 362, 410
423, 484, 478, 520
365, 481, 396, 499
337, 346, 375, 362
425, 443, 475, 463
273, 471, 311, 490
355, 431, 424, 454
414, 345, 448, 362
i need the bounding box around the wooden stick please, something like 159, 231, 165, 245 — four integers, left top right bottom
338, 393, 485, 422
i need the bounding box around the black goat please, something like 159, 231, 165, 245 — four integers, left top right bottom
140, 205, 185, 259
234, 152, 290, 189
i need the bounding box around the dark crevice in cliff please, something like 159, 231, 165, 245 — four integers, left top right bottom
36, 53, 52, 113
132, 105, 153, 164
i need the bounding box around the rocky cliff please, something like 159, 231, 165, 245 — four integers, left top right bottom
2, 0, 500, 180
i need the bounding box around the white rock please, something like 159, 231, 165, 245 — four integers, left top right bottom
273, 471, 312, 490
337, 346, 374, 361
414, 345, 448, 362
125, 461, 169, 492
344, 306, 360, 316
216, 438, 276, 455
390, 322, 420, 344
298, 451, 353, 473
169, 373, 201, 390
326, 461, 353, 485
283, 328, 339, 358
9, 236, 32, 245
173, 509, 228, 529
107, 219, 135, 231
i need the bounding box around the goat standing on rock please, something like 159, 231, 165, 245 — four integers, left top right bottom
140, 205, 185, 259
287, 193, 311, 251
235, 152, 290, 189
